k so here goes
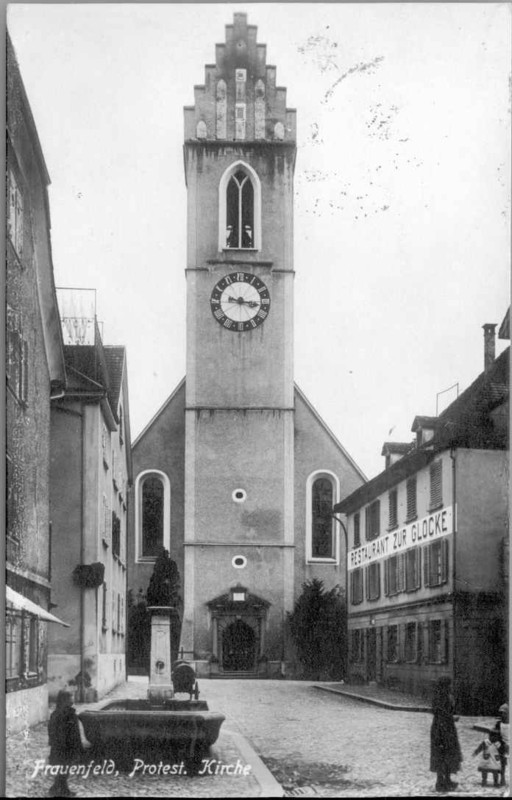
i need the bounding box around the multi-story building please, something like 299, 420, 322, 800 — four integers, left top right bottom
48, 289, 132, 701
334, 323, 509, 714
6, 33, 68, 734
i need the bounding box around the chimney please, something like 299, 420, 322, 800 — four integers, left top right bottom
483, 324, 497, 372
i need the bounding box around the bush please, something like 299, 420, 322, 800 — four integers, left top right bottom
287, 579, 346, 680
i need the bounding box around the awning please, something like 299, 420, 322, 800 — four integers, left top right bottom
6, 586, 70, 627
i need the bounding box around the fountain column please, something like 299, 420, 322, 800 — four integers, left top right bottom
147, 606, 175, 703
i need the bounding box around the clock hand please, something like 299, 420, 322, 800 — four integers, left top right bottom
226, 296, 260, 308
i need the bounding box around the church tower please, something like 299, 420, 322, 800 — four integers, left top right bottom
128, 12, 364, 678
180, 12, 297, 666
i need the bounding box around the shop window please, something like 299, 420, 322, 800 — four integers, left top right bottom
405, 548, 421, 592
385, 554, 405, 596
365, 499, 380, 541
406, 476, 417, 521
388, 489, 398, 529
387, 625, 398, 663
365, 562, 381, 601
5, 608, 22, 680
219, 161, 261, 251
27, 616, 39, 674
136, 470, 171, 562
429, 461, 443, 510
7, 167, 24, 259
353, 512, 360, 548
424, 539, 449, 587
351, 629, 364, 662
350, 569, 364, 605
427, 619, 448, 664
6, 307, 28, 406
404, 622, 417, 663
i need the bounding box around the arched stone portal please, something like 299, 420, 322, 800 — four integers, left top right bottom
207, 586, 270, 675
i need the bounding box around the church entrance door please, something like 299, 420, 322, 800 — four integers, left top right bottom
222, 620, 256, 672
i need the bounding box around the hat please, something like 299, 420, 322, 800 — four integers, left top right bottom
499, 703, 508, 714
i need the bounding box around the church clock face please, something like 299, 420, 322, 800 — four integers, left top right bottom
210, 272, 270, 331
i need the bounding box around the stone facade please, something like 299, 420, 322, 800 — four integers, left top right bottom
6, 34, 67, 734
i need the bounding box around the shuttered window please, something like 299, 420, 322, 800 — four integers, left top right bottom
353, 513, 360, 548
365, 500, 380, 541
350, 568, 364, 605
365, 562, 381, 601
351, 629, 364, 662
406, 476, 417, 520
405, 548, 421, 591
423, 539, 449, 587
6, 307, 28, 405
7, 168, 24, 258
387, 625, 398, 662
388, 489, 398, 529
427, 619, 449, 664
102, 583, 108, 630
429, 461, 443, 510
385, 553, 406, 596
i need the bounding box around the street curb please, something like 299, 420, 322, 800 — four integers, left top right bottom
313, 684, 430, 713
225, 730, 284, 797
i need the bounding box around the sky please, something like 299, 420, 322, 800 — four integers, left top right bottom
7, 2, 511, 479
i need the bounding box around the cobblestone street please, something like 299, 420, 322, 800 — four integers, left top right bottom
5, 678, 508, 797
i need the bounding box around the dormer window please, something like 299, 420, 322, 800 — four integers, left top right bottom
219, 162, 261, 251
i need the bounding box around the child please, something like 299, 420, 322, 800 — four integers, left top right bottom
473, 730, 502, 787
495, 703, 509, 787
48, 689, 88, 797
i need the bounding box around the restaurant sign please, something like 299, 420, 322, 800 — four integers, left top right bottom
347, 505, 454, 571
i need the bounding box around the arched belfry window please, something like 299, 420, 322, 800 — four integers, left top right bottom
135, 470, 170, 562
306, 470, 340, 563
219, 161, 261, 251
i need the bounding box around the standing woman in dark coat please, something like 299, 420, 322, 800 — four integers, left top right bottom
48, 689, 86, 797
430, 677, 463, 792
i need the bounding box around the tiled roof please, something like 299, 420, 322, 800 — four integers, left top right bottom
335, 346, 509, 515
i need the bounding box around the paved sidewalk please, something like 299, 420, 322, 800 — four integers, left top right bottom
314, 682, 430, 711
5, 677, 282, 798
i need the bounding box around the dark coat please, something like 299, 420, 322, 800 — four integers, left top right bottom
48, 706, 83, 766
430, 708, 463, 774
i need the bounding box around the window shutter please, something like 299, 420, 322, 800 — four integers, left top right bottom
441, 619, 449, 664
423, 545, 430, 587
16, 188, 23, 256
365, 566, 369, 600
441, 538, 449, 583
398, 553, 405, 592
430, 461, 443, 508
384, 559, 389, 596
416, 548, 422, 589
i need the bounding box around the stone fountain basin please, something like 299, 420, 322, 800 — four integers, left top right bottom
79, 699, 225, 770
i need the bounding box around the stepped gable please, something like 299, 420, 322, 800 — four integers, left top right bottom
184, 12, 296, 143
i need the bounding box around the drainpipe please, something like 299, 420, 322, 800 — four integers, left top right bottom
80, 408, 85, 702
450, 448, 457, 702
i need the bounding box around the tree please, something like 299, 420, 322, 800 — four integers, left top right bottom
287, 578, 346, 680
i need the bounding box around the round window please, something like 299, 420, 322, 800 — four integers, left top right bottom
232, 555, 247, 569
232, 488, 247, 503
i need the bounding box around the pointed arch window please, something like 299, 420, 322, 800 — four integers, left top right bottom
219, 162, 261, 251
135, 470, 171, 562
306, 470, 340, 563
